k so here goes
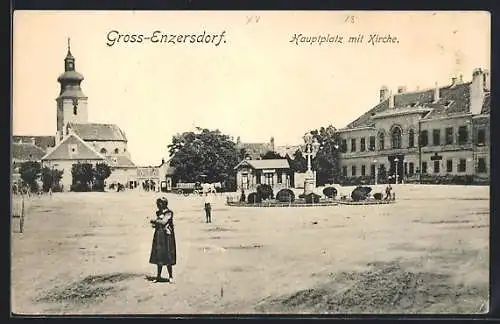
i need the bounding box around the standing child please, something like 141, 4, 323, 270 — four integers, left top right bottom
204, 193, 213, 223
149, 197, 177, 283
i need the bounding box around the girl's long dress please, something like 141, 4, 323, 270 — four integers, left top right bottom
149, 210, 177, 266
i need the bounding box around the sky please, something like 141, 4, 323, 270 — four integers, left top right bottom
13, 11, 490, 166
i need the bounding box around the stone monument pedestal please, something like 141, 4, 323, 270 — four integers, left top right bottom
303, 170, 316, 195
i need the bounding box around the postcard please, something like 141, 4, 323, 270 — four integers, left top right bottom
11, 10, 490, 315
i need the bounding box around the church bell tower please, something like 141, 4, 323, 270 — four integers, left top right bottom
55, 38, 88, 142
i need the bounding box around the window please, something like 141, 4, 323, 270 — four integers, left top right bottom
256, 172, 261, 184
342, 166, 348, 177
433, 160, 440, 173
370, 164, 376, 176
341, 139, 347, 153
478, 158, 487, 173
446, 160, 453, 172
458, 126, 468, 145
408, 129, 415, 148
265, 173, 274, 186
351, 139, 356, 152
360, 138, 366, 152
458, 159, 466, 172
378, 132, 385, 150
391, 127, 402, 149
420, 130, 429, 147
445, 127, 453, 145
361, 165, 366, 176
68, 144, 78, 155
422, 162, 427, 174
114, 148, 119, 154
369, 136, 376, 151
433, 129, 441, 146
404, 162, 408, 175
409, 162, 414, 175
73, 106, 78, 115
477, 129, 486, 146
352, 165, 357, 177
100, 148, 107, 154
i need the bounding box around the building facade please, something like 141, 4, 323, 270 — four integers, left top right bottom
336, 68, 490, 185
234, 158, 291, 191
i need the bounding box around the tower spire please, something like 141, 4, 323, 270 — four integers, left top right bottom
67, 37, 71, 54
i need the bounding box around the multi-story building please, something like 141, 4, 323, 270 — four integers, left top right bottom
337, 68, 490, 184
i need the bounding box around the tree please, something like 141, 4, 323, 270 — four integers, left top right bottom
288, 149, 307, 173
310, 125, 341, 186
71, 163, 94, 192
93, 163, 112, 191
41, 167, 63, 192
260, 150, 282, 160
167, 128, 240, 184
19, 161, 41, 192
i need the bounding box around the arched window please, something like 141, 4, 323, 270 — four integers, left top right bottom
100, 148, 107, 154
114, 148, 119, 154
378, 131, 385, 150
408, 129, 415, 148
391, 126, 402, 149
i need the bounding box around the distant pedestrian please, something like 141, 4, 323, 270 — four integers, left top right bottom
204, 193, 213, 223
385, 184, 392, 200
149, 197, 176, 283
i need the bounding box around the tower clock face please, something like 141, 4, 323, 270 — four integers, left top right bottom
68, 62, 73, 70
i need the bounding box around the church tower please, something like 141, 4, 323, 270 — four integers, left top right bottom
56, 38, 88, 142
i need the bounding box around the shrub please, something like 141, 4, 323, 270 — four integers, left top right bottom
304, 192, 321, 204
256, 184, 274, 200
298, 193, 306, 199
373, 192, 383, 200
322, 186, 338, 198
70, 181, 91, 192
247, 192, 262, 204
351, 186, 372, 202
276, 189, 295, 202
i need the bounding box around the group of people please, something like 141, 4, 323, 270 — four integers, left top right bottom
148, 192, 216, 283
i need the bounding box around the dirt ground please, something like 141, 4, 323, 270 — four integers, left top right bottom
11, 185, 489, 315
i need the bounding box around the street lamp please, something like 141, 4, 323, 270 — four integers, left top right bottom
373, 159, 378, 185
394, 157, 399, 184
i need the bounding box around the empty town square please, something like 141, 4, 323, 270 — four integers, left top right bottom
12, 185, 488, 314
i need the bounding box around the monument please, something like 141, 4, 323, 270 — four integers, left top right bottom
302, 132, 320, 195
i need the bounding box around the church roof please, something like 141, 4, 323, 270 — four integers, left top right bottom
343, 82, 488, 129
68, 123, 128, 142
12, 143, 46, 161
42, 133, 106, 161
234, 159, 290, 170
106, 155, 136, 168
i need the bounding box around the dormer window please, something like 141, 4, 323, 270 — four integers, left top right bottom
112, 157, 118, 164
100, 148, 108, 154
114, 148, 119, 154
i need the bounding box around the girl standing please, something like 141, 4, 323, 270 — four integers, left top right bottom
149, 197, 177, 283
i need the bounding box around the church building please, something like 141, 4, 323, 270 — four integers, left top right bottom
33, 39, 138, 190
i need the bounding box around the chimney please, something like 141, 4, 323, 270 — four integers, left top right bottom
470, 68, 486, 115
450, 77, 457, 87
379, 85, 390, 102
433, 82, 440, 103
397, 86, 407, 94
389, 90, 395, 109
